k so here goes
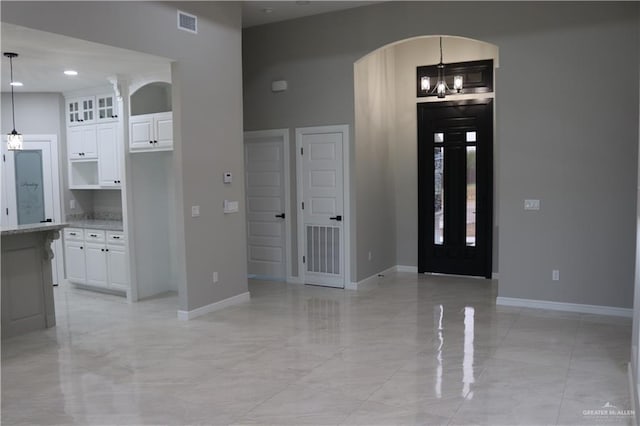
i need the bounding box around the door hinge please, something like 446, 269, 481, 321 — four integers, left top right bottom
300, 147, 304, 155
303, 256, 306, 264
301, 202, 304, 210
2, 154, 5, 162
5, 208, 8, 215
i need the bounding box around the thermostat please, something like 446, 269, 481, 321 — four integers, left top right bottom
224, 172, 232, 184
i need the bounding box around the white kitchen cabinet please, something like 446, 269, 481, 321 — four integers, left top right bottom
68, 126, 98, 159
63, 229, 128, 293
64, 228, 86, 284
97, 123, 121, 187
96, 93, 119, 122
129, 112, 173, 152
106, 231, 128, 291
67, 96, 95, 126
85, 242, 108, 287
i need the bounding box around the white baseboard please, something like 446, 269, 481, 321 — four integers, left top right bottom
177, 292, 250, 320
396, 265, 418, 273
628, 363, 639, 426
496, 296, 633, 318
347, 265, 397, 290
287, 276, 304, 285
491, 272, 499, 280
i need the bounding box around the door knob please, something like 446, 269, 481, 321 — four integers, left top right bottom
329, 215, 342, 221
275, 213, 285, 219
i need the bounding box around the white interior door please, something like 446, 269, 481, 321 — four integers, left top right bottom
244, 131, 288, 281
1, 135, 63, 285
297, 126, 348, 288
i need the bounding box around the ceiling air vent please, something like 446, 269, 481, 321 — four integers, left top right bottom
177, 10, 197, 34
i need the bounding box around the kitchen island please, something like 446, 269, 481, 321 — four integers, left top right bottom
1, 223, 67, 338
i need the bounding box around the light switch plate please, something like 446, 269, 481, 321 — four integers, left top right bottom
524, 199, 540, 210
224, 200, 239, 214
224, 172, 232, 184
191, 205, 200, 217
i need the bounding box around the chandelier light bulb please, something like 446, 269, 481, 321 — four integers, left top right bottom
421, 76, 430, 91
437, 81, 446, 98
454, 75, 463, 92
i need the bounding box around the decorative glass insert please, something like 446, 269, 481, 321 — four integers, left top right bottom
434, 132, 444, 143
14, 150, 45, 225
466, 146, 476, 246
434, 147, 444, 245
466, 131, 477, 142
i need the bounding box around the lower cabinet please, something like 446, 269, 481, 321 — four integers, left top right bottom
63, 228, 128, 293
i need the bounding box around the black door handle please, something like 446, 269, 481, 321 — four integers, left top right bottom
330, 215, 342, 221
275, 213, 285, 219
40, 218, 52, 223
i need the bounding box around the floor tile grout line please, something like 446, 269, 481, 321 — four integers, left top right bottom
553, 314, 581, 426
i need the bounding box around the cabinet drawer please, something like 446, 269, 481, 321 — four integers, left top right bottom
107, 231, 126, 245
64, 228, 84, 241
84, 229, 106, 243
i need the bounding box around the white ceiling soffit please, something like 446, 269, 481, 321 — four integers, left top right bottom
1, 23, 172, 93
242, 1, 379, 28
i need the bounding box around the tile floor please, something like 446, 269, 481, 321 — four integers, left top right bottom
1, 272, 634, 425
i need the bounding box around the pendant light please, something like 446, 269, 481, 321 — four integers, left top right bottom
4, 52, 23, 151
419, 37, 464, 99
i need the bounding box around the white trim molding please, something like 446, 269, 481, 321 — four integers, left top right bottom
347, 265, 397, 290
628, 363, 639, 426
496, 296, 633, 318
396, 265, 418, 273
177, 292, 250, 320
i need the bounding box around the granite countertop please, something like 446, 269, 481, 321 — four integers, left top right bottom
66, 220, 124, 232
1, 223, 68, 236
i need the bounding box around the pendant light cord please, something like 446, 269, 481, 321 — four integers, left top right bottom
9, 56, 16, 131
439, 37, 443, 64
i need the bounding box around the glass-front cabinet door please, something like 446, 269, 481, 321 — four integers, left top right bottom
67, 96, 96, 126
96, 94, 118, 122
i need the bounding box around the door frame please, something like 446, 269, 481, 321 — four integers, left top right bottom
295, 124, 351, 288
243, 129, 294, 283
1, 134, 64, 284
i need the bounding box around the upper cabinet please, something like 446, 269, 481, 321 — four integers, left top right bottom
67, 96, 95, 126
66, 88, 122, 189
68, 94, 119, 126
129, 82, 173, 153
96, 94, 119, 122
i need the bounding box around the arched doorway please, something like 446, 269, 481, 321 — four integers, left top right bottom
353, 35, 499, 278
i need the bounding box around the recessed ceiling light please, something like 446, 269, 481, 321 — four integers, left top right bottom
10, 81, 23, 87
262, 7, 273, 14
64, 70, 78, 76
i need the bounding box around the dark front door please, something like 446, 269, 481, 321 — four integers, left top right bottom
418, 99, 493, 278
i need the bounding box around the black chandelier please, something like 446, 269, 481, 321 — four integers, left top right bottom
420, 37, 463, 99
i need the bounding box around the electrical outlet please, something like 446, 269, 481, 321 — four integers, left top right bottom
70, 199, 76, 210
524, 199, 540, 210
213, 272, 218, 283
191, 205, 200, 217
552, 270, 560, 281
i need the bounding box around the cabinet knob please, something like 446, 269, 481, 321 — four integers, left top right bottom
106, 249, 109, 252
149, 140, 153, 144
80, 246, 83, 250
101, 248, 105, 252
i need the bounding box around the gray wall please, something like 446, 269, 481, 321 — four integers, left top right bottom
3, 1, 247, 311
243, 2, 639, 307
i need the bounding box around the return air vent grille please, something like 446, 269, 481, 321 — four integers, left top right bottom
177, 10, 197, 34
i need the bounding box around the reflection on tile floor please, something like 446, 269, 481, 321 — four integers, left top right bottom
1, 272, 633, 425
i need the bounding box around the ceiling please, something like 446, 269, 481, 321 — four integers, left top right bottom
241, 1, 377, 28
1, 2, 376, 93
0, 23, 172, 93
